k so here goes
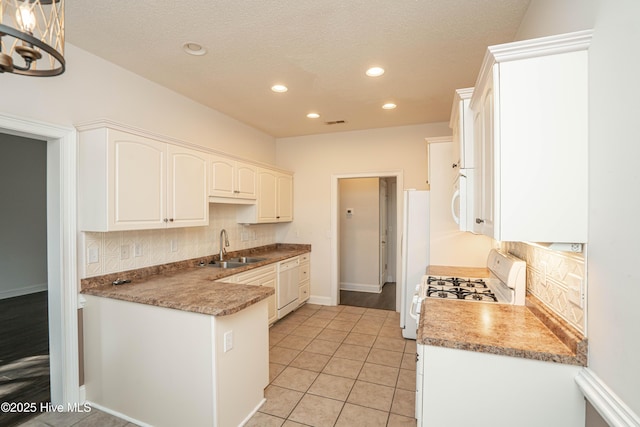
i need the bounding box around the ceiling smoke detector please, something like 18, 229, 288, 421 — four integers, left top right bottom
324, 120, 347, 125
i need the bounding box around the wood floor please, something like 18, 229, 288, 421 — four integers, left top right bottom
340, 282, 396, 311
0, 291, 50, 427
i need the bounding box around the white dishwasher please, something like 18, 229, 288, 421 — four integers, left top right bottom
277, 257, 300, 319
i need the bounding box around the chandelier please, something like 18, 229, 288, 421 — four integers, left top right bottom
0, 0, 65, 76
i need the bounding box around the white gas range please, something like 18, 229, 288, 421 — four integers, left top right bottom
410, 249, 527, 323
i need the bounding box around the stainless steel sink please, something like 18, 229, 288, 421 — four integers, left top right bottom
228, 256, 267, 264
207, 261, 246, 269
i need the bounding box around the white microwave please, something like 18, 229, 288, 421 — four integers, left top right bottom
451, 168, 475, 232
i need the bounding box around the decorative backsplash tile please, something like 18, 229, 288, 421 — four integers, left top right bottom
80, 204, 276, 278
503, 242, 586, 335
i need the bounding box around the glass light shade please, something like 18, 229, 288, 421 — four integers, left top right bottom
0, 0, 65, 76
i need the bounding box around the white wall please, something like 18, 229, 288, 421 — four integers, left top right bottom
339, 177, 380, 292
428, 141, 493, 266
275, 123, 449, 301
0, 44, 276, 163
0, 43, 280, 281
516, 0, 640, 420
0, 134, 48, 298
81, 204, 276, 278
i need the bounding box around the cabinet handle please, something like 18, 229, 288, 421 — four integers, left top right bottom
475, 218, 484, 224
164, 218, 168, 223
452, 163, 458, 169
169, 218, 174, 222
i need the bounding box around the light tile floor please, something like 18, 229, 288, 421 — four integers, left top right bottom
246, 304, 417, 427
18, 304, 417, 427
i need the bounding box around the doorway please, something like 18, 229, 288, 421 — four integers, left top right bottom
0, 113, 80, 410
0, 134, 50, 426
331, 171, 404, 311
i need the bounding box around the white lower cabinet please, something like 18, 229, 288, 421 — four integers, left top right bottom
78, 123, 209, 231
217, 264, 278, 324
417, 345, 585, 427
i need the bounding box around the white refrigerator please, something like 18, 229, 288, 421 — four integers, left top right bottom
400, 190, 430, 339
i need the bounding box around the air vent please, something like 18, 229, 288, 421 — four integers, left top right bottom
325, 120, 347, 125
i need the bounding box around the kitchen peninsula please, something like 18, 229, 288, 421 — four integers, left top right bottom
81, 244, 309, 427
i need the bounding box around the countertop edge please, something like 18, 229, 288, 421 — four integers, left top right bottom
82, 286, 274, 317
420, 336, 585, 366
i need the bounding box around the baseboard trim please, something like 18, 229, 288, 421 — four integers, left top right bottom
86, 401, 153, 427
0, 283, 48, 300
307, 295, 332, 306
240, 397, 266, 426
575, 368, 640, 427
340, 282, 382, 294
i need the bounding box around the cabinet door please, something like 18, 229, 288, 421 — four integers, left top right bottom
109, 131, 166, 230
167, 145, 209, 227
480, 79, 495, 238
257, 169, 278, 222
261, 275, 277, 324
472, 71, 495, 238
276, 173, 293, 222
209, 155, 235, 198
235, 162, 257, 199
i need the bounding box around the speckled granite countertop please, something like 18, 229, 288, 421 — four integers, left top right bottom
417, 265, 587, 366
80, 244, 310, 317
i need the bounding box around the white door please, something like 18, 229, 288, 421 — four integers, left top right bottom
379, 179, 388, 286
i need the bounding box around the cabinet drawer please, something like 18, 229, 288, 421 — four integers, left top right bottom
299, 263, 310, 283
299, 253, 310, 264
298, 281, 310, 303
234, 264, 277, 283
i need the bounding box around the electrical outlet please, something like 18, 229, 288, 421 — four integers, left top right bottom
88, 247, 99, 264
120, 245, 130, 260
170, 239, 178, 253
134, 243, 143, 257
224, 330, 233, 352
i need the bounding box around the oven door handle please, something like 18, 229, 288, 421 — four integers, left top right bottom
409, 294, 420, 321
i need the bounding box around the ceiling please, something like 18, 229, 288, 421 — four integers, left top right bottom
65, 0, 531, 138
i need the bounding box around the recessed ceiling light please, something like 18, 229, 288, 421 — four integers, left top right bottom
183, 42, 207, 56
306, 113, 320, 119
382, 103, 397, 110
366, 67, 385, 77
271, 84, 288, 93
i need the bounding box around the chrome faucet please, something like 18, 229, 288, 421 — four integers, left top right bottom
219, 229, 229, 261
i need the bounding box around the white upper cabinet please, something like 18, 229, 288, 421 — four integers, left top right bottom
209, 155, 257, 202
78, 124, 209, 231
470, 30, 591, 243
237, 167, 293, 224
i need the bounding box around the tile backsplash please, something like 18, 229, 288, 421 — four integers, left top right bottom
81, 204, 276, 278
504, 242, 586, 335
